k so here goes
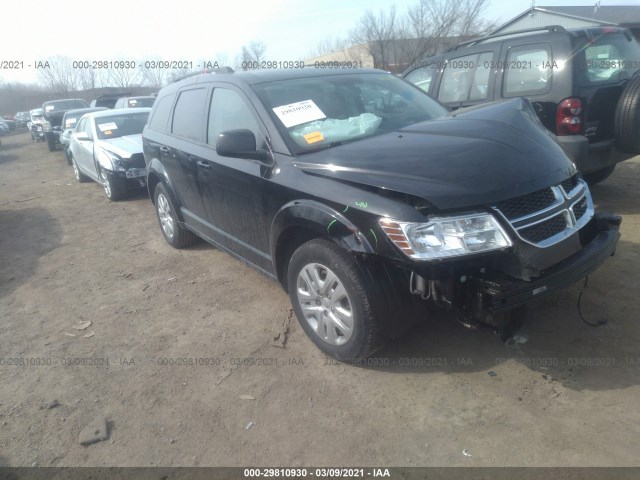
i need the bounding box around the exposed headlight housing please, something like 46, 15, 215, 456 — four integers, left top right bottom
380, 213, 512, 260
96, 148, 125, 171
42, 121, 52, 132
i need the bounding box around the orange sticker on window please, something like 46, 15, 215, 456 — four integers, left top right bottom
303, 131, 324, 144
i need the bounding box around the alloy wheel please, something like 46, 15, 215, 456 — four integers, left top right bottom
296, 263, 354, 346
157, 193, 174, 239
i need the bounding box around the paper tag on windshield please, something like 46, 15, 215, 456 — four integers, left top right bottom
45, 106, 54, 112
273, 100, 326, 128
98, 122, 118, 132
65, 118, 76, 127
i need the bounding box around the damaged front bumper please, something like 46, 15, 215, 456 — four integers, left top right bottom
479, 214, 620, 312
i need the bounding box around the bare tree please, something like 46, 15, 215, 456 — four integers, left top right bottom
457, 0, 497, 37
139, 59, 166, 88
350, 0, 497, 72
350, 7, 399, 70
77, 67, 101, 91
106, 63, 142, 89
37, 56, 79, 94
240, 40, 267, 68
307, 36, 352, 58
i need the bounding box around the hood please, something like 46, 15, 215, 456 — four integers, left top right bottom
99, 134, 143, 158
294, 98, 576, 211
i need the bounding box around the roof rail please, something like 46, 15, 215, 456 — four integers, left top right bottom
171, 66, 235, 84
450, 25, 567, 50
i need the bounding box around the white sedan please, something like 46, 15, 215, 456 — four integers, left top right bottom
69, 108, 150, 200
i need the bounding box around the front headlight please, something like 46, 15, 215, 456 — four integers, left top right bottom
96, 148, 125, 171
380, 213, 512, 260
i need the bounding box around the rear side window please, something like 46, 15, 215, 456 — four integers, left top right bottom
575, 32, 640, 85
437, 52, 493, 103
172, 88, 207, 141
148, 93, 176, 132
503, 44, 552, 97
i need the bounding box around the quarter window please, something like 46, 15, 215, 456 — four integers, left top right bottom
148, 93, 176, 132
503, 44, 552, 96
171, 88, 207, 141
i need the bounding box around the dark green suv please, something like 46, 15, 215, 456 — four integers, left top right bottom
403, 25, 640, 184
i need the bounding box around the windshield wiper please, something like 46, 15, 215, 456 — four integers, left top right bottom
297, 141, 347, 154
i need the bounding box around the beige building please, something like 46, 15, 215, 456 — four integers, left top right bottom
305, 45, 374, 68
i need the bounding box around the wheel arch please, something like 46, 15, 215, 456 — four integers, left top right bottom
270, 200, 375, 291
146, 159, 186, 222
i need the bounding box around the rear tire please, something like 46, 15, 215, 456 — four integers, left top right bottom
154, 183, 196, 248
614, 74, 640, 154
71, 155, 89, 183
287, 239, 383, 361
584, 165, 616, 186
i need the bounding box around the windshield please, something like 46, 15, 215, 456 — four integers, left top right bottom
252, 72, 448, 153
94, 112, 149, 140
574, 31, 640, 85
127, 97, 155, 108
43, 100, 89, 112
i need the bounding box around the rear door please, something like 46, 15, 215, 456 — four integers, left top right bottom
164, 87, 210, 222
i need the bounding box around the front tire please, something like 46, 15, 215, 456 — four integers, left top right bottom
100, 167, 127, 201
287, 239, 382, 361
45, 133, 57, 152
154, 183, 196, 248
584, 165, 616, 185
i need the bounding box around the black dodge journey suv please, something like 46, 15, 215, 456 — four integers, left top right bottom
143, 68, 621, 361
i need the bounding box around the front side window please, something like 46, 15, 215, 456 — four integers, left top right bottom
171, 88, 207, 141
438, 54, 479, 103
503, 44, 552, 96
207, 88, 261, 145
75, 117, 86, 132
405, 66, 435, 93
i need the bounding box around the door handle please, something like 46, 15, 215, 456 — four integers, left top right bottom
159, 146, 170, 153
197, 160, 211, 170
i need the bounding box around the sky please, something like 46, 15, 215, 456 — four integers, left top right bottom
2, 0, 640, 85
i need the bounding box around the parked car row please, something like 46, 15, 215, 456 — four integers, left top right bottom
22, 93, 156, 152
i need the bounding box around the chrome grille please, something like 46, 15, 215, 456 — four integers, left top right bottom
560, 174, 580, 194
492, 177, 594, 248
572, 196, 588, 221
495, 187, 557, 220
520, 214, 567, 243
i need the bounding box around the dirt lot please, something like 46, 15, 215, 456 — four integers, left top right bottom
0, 130, 639, 467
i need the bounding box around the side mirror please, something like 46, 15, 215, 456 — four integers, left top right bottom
74, 132, 90, 142
216, 129, 271, 163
